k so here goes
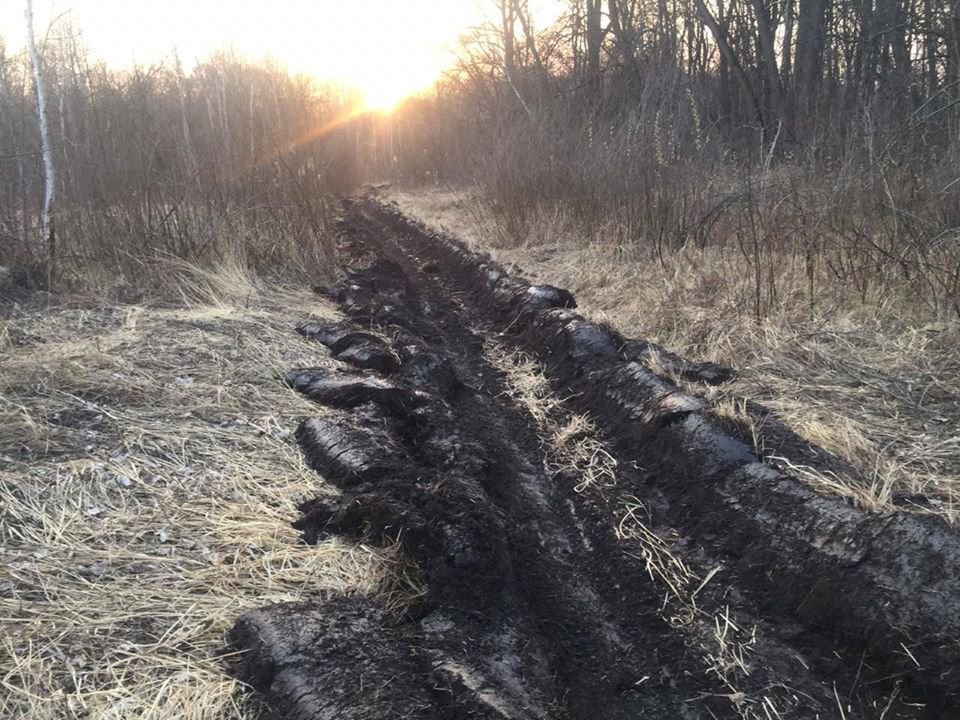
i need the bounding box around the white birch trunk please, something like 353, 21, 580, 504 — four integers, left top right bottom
25, 0, 56, 275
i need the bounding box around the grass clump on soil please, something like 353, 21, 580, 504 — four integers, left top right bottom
0, 266, 422, 719
484, 340, 617, 494
392, 187, 960, 524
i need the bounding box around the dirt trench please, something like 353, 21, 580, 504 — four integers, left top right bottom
228, 199, 958, 719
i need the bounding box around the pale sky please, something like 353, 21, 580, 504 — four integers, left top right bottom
2, 0, 561, 109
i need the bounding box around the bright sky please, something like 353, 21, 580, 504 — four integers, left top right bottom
2, 0, 561, 111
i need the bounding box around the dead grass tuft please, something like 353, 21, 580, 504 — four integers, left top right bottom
0, 268, 421, 719
484, 340, 617, 494
552, 416, 619, 494
615, 497, 696, 610
484, 341, 560, 425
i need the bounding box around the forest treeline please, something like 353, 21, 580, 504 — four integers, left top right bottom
380, 0, 960, 318
3, 0, 960, 315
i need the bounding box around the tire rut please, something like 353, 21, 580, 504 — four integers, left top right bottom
228, 199, 946, 719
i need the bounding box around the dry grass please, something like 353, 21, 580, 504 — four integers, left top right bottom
384, 188, 500, 253
393, 187, 960, 523
0, 265, 422, 719
484, 342, 559, 424
484, 340, 617, 494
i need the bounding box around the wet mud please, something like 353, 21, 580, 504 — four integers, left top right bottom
228, 198, 960, 719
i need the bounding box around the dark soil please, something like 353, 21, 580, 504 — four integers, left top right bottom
228, 198, 960, 719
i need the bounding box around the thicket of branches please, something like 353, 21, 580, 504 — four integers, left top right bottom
382, 0, 960, 319
1, 31, 358, 291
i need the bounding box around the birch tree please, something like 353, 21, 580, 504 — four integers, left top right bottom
25, 0, 56, 282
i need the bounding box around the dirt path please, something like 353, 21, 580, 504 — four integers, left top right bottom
230, 199, 959, 719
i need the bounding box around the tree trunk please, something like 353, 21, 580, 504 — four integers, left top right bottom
608, 0, 643, 87
586, 0, 604, 100
924, 0, 937, 96
174, 55, 197, 178
694, 0, 767, 126
855, 0, 876, 100
501, 0, 516, 82
751, 0, 786, 124
782, 0, 795, 82
25, 0, 56, 285
950, 0, 960, 86
513, 0, 555, 100
795, 0, 828, 119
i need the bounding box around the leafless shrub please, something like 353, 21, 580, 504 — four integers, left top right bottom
1, 34, 360, 292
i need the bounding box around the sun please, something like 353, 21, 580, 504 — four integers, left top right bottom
275, 2, 474, 115
359, 75, 420, 113
284, 30, 443, 114
342, 54, 441, 114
